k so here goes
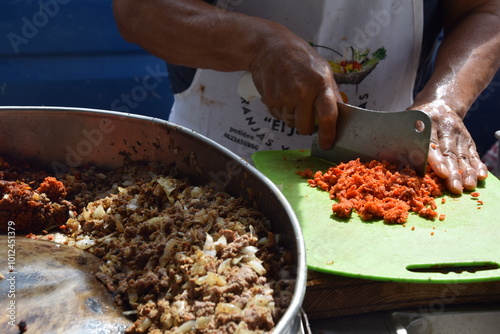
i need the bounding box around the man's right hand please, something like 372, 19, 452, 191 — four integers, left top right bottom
248, 22, 342, 150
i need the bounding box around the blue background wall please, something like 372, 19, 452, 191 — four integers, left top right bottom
0, 0, 174, 119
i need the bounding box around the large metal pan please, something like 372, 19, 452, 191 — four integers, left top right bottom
0, 106, 307, 334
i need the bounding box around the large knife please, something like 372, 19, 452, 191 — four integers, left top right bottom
237, 72, 432, 175
311, 102, 431, 175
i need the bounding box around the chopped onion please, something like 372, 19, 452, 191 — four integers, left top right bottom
75, 237, 95, 250
194, 209, 209, 223
249, 225, 256, 238
172, 300, 187, 314
234, 321, 256, 334
137, 317, 152, 332
215, 302, 242, 314
195, 316, 212, 329
82, 207, 91, 221
232, 255, 244, 265
217, 258, 232, 274
174, 320, 196, 333
190, 186, 203, 197
159, 238, 179, 267
213, 235, 227, 251
242, 245, 258, 255
174, 252, 189, 262
191, 263, 207, 276
157, 177, 177, 195
51, 233, 68, 244
126, 196, 140, 211
195, 272, 227, 286
247, 294, 272, 308
96, 233, 116, 244
247, 259, 266, 275
115, 218, 124, 233
145, 257, 156, 271
122, 310, 138, 316
143, 216, 168, 230
93, 204, 106, 219
65, 218, 80, 233
257, 237, 268, 246
128, 288, 138, 304
174, 273, 183, 284
207, 272, 227, 286
98, 264, 112, 276
203, 233, 216, 257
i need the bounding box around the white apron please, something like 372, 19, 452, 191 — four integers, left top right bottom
169, 0, 423, 160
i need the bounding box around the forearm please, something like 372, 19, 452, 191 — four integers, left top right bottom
113, 0, 285, 72
414, 0, 500, 118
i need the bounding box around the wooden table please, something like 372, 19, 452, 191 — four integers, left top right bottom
303, 270, 500, 319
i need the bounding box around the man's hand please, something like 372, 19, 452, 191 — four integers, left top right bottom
409, 1, 500, 194
248, 23, 342, 150
114, 0, 341, 151
410, 100, 488, 194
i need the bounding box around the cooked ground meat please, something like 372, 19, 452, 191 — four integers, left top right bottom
299, 159, 446, 224
77, 176, 295, 333
1, 155, 295, 333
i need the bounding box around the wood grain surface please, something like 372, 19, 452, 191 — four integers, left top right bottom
304, 270, 500, 319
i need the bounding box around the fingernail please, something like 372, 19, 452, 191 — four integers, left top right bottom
452, 179, 462, 192
478, 169, 488, 179
465, 176, 475, 186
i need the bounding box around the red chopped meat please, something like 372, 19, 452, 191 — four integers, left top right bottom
302, 159, 445, 224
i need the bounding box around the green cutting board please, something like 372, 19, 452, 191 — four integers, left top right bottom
253, 149, 500, 283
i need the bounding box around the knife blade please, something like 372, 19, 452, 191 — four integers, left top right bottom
311, 102, 431, 175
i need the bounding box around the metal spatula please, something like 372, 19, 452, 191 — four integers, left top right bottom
311, 102, 431, 175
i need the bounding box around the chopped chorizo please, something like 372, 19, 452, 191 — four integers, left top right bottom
302, 159, 446, 224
